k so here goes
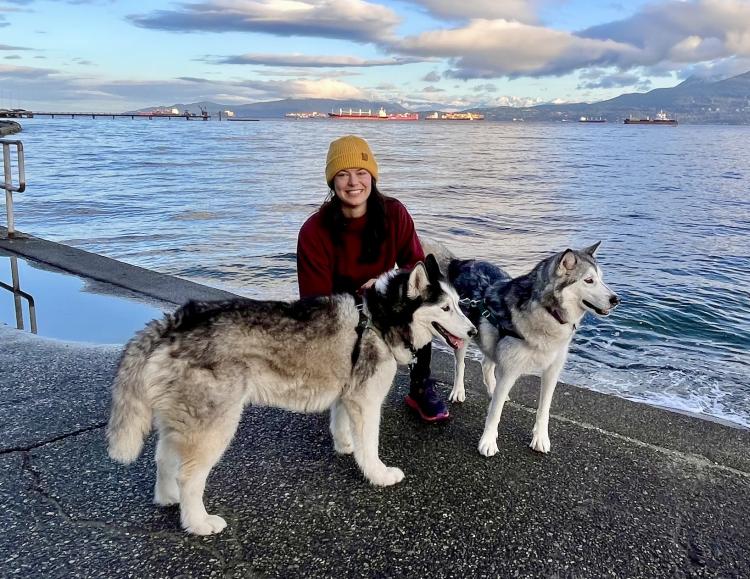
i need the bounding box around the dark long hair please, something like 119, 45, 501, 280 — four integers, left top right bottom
320, 180, 387, 264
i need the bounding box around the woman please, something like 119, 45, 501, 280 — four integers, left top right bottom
297, 134, 448, 422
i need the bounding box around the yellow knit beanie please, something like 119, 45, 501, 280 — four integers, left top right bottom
325, 135, 379, 183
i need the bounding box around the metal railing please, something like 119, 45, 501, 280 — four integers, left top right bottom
1, 139, 26, 237
0, 256, 37, 333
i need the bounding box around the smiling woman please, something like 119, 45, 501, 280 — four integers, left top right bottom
296, 134, 452, 422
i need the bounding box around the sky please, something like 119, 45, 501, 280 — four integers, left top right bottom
1, 0, 750, 112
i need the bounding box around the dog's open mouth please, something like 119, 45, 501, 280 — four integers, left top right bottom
583, 300, 610, 316
432, 322, 464, 350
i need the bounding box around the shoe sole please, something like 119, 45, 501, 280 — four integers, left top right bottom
404, 395, 450, 422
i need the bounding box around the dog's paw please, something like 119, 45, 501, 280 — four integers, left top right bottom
448, 385, 466, 403
333, 438, 354, 455
478, 434, 499, 457
368, 466, 405, 487
529, 431, 551, 454
183, 514, 227, 536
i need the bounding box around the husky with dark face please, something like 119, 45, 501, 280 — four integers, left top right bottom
107, 255, 475, 535
435, 242, 619, 457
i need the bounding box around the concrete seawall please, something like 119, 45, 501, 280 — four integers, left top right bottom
1, 229, 749, 577
0, 120, 22, 136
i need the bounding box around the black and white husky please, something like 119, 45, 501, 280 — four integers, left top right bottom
428, 241, 620, 457
107, 255, 475, 535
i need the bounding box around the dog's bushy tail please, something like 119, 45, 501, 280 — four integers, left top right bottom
420, 237, 456, 276
107, 316, 169, 464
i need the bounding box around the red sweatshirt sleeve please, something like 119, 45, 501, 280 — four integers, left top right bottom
391, 199, 425, 269
297, 214, 334, 298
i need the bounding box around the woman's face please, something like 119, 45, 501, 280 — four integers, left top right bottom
332, 168, 372, 217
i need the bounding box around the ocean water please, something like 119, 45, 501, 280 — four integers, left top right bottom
3, 117, 749, 427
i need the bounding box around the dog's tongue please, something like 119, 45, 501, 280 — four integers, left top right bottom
447, 334, 464, 350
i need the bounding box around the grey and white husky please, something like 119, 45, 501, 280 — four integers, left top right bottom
432, 241, 619, 457
107, 255, 475, 535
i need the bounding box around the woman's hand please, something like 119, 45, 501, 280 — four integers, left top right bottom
359, 278, 378, 293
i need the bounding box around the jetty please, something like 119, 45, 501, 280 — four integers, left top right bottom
1, 226, 748, 577
10, 111, 211, 120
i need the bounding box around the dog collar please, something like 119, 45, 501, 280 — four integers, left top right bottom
351, 299, 372, 369
546, 306, 567, 325
545, 306, 577, 330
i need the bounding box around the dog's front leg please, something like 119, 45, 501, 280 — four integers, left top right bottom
477, 367, 520, 457
481, 357, 497, 397
330, 399, 354, 454
344, 394, 404, 487
448, 343, 468, 402
529, 355, 565, 453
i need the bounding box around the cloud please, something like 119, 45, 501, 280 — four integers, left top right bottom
421, 70, 441, 82
578, 0, 750, 66
676, 55, 750, 80
473, 83, 497, 92
576, 69, 647, 89
422, 85, 444, 93
0, 44, 32, 50
0, 62, 365, 107
0, 63, 57, 78
402, 0, 542, 23
211, 53, 423, 67
388, 1, 750, 81
394, 19, 637, 79
129, 0, 400, 43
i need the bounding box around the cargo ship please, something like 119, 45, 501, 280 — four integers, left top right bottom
285, 112, 327, 119
328, 107, 418, 121
425, 111, 485, 120
579, 116, 606, 123
624, 111, 677, 125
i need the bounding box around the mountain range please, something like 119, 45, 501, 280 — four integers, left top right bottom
137, 70, 750, 124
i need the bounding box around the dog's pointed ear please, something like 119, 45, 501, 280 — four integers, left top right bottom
407, 262, 430, 299
424, 253, 444, 281
583, 241, 601, 256
556, 249, 577, 274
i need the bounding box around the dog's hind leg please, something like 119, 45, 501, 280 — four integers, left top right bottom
529, 355, 565, 454
175, 407, 242, 535
154, 430, 180, 506
477, 367, 521, 457
448, 343, 468, 403
330, 399, 354, 455
344, 390, 404, 487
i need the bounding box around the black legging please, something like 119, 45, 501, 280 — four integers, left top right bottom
409, 342, 432, 392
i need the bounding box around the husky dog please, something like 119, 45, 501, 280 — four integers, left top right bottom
107, 255, 475, 535
438, 242, 619, 457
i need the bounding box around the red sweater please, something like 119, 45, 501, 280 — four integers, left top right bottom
297, 197, 425, 298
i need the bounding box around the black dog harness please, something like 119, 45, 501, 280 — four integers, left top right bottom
351, 297, 419, 370
458, 297, 525, 341
351, 299, 372, 368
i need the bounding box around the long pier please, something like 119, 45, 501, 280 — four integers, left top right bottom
27, 112, 211, 120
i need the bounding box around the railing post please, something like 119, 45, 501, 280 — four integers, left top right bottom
1, 139, 25, 238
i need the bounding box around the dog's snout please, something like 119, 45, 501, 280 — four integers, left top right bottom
610, 294, 621, 307
468, 326, 478, 338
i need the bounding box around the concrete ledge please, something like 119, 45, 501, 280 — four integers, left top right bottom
0, 121, 22, 136
1, 232, 749, 577
0, 228, 236, 306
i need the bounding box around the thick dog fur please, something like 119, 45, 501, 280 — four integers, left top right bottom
107, 255, 475, 535
431, 241, 620, 457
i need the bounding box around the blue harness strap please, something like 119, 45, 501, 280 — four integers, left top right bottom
458, 297, 525, 341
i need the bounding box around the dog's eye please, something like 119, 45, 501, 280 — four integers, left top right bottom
442, 304, 450, 312
584, 278, 594, 284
